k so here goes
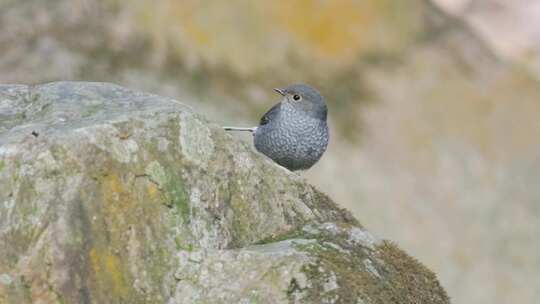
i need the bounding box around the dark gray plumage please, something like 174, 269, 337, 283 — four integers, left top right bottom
224, 84, 329, 171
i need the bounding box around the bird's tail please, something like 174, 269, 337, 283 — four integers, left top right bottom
223, 126, 257, 132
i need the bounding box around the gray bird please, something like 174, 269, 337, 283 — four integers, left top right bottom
224, 84, 329, 171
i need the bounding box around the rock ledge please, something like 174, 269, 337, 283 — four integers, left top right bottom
0, 82, 449, 303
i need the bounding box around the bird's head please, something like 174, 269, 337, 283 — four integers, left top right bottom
274, 84, 327, 121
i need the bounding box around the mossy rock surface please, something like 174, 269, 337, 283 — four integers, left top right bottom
0, 82, 449, 303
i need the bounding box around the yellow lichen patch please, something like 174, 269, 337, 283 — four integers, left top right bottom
291, 0, 424, 58
120, 0, 422, 74
269, 0, 373, 59
89, 248, 128, 297
98, 173, 138, 241
100, 174, 133, 211
101, 174, 124, 198
147, 182, 160, 199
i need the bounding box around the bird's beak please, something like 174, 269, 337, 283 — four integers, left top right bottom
273, 88, 286, 96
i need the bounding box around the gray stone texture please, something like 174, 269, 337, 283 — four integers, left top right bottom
0, 82, 449, 304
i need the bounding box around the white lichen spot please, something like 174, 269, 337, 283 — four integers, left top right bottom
323, 241, 349, 254
289, 270, 310, 302
3, 198, 15, 215
295, 272, 309, 289
302, 224, 320, 235
323, 271, 339, 293
36, 150, 59, 170
109, 138, 139, 163
145, 161, 167, 187
190, 216, 226, 249
232, 152, 254, 172
356, 298, 368, 304
179, 114, 214, 168
348, 227, 380, 249
363, 259, 381, 279
190, 188, 201, 205
320, 222, 340, 234
157, 137, 170, 152
0, 145, 18, 157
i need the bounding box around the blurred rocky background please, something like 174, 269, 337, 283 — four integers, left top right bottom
0, 0, 538, 303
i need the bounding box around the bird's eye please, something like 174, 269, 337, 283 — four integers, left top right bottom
293, 94, 301, 101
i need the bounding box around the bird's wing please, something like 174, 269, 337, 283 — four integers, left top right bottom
259, 102, 281, 126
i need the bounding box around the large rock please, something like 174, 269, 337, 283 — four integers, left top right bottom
0, 82, 449, 303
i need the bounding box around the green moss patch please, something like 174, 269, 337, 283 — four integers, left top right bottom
258, 223, 450, 304
145, 160, 190, 224
375, 241, 450, 304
